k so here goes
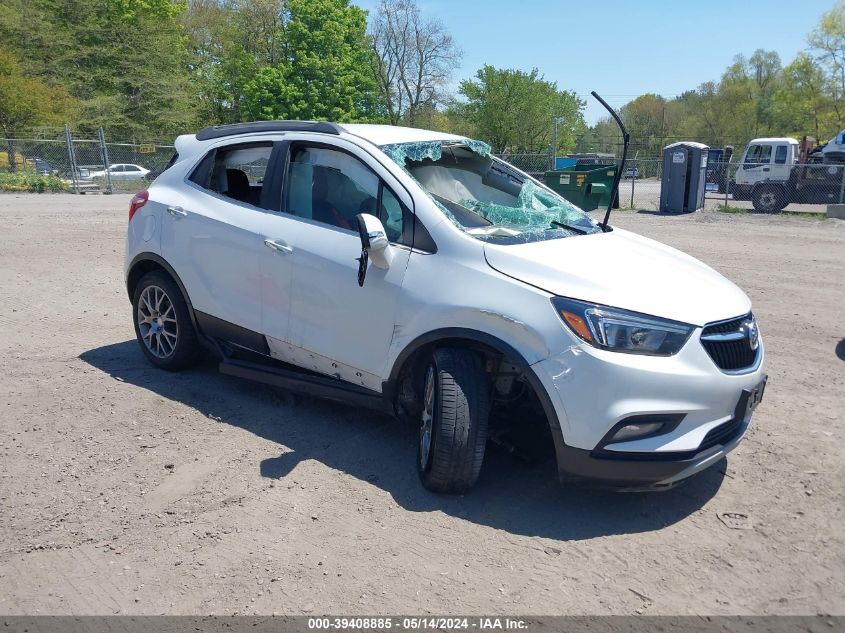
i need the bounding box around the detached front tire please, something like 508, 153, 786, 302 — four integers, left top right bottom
132, 270, 202, 371
418, 348, 490, 493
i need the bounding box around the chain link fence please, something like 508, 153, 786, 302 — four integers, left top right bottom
621, 159, 845, 213
0, 128, 175, 194
494, 152, 845, 214
492, 153, 551, 179
4, 131, 844, 215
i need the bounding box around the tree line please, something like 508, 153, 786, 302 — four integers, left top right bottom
588, 4, 845, 160
0, 0, 843, 161
0, 0, 585, 154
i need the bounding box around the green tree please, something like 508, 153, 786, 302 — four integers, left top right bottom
808, 0, 845, 128
0, 47, 75, 169
772, 52, 831, 139
241, 65, 296, 119
184, 1, 257, 124
240, 0, 383, 122
449, 65, 585, 153
0, 0, 199, 140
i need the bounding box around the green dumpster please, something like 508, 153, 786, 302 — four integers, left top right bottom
545, 164, 617, 211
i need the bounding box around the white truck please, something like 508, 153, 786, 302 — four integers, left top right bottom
732, 136, 844, 213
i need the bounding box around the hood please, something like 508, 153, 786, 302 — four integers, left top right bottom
483, 227, 750, 327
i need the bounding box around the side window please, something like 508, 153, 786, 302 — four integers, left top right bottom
113, 165, 125, 172
191, 142, 273, 209
774, 145, 788, 165
126, 165, 141, 172
380, 187, 405, 243
743, 145, 759, 166
745, 144, 772, 165
284, 146, 379, 231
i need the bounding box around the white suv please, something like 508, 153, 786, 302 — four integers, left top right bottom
125, 121, 766, 493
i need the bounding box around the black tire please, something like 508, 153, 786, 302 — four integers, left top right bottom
417, 348, 490, 493
752, 184, 787, 214
132, 270, 203, 371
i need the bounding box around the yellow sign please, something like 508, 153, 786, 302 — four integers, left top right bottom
138, 144, 156, 154
576, 173, 587, 187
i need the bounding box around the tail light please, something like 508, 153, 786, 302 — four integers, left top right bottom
129, 190, 149, 223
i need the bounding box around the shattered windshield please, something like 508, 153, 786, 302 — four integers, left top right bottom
379, 140, 601, 244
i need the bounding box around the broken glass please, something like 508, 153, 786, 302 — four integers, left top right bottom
379, 139, 600, 244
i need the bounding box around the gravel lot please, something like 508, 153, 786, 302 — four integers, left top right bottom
0, 193, 843, 616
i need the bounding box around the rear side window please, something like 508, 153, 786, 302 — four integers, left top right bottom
774, 145, 788, 164
190, 142, 273, 209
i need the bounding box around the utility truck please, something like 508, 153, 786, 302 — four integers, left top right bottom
732, 135, 844, 213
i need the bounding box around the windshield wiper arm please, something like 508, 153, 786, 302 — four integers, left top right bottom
550, 220, 588, 234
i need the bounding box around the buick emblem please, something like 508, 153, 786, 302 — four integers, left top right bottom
742, 319, 759, 351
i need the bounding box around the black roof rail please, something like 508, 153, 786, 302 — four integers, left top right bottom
195, 120, 343, 141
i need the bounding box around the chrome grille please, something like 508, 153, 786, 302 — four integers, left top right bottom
700, 313, 759, 372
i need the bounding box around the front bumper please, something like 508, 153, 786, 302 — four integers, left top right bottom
548, 387, 761, 490
532, 327, 766, 489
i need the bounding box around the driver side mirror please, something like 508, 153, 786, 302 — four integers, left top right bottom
355, 213, 394, 287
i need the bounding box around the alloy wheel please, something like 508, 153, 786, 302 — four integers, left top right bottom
137, 285, 178, 359
419, 365, 435, 471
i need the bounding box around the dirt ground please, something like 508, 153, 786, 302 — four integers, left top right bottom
0, 193, 843, 616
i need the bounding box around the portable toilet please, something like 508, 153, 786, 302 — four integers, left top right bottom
659, 142, 709, 213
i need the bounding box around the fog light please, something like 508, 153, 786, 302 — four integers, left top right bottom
611, 422, 665, 442
598, 414, 685, 449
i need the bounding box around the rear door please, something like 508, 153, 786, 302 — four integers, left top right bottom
771, 144, 793, 181
161, 140, 283, 342
260, 138, 412, 391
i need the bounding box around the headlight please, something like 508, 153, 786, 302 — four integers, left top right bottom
551, 297, 693, 356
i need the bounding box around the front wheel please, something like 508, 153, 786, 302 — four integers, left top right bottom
418, 348, 490, 493
752, 184, 787, 213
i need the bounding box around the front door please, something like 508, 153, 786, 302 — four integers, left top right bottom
261, 140, 411, 392
737, 143, 773, 186
667, 147, 688, 211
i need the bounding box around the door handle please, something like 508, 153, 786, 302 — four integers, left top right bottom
762, 167, 770, 172
166, 206, 188, 218
264, 239, 293, 255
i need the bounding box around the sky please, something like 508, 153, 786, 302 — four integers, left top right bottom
354, 0, 836, 124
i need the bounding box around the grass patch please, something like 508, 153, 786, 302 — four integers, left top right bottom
781, 210, 828, 220
715, 205, 828, 220
0, 171, 70, 193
